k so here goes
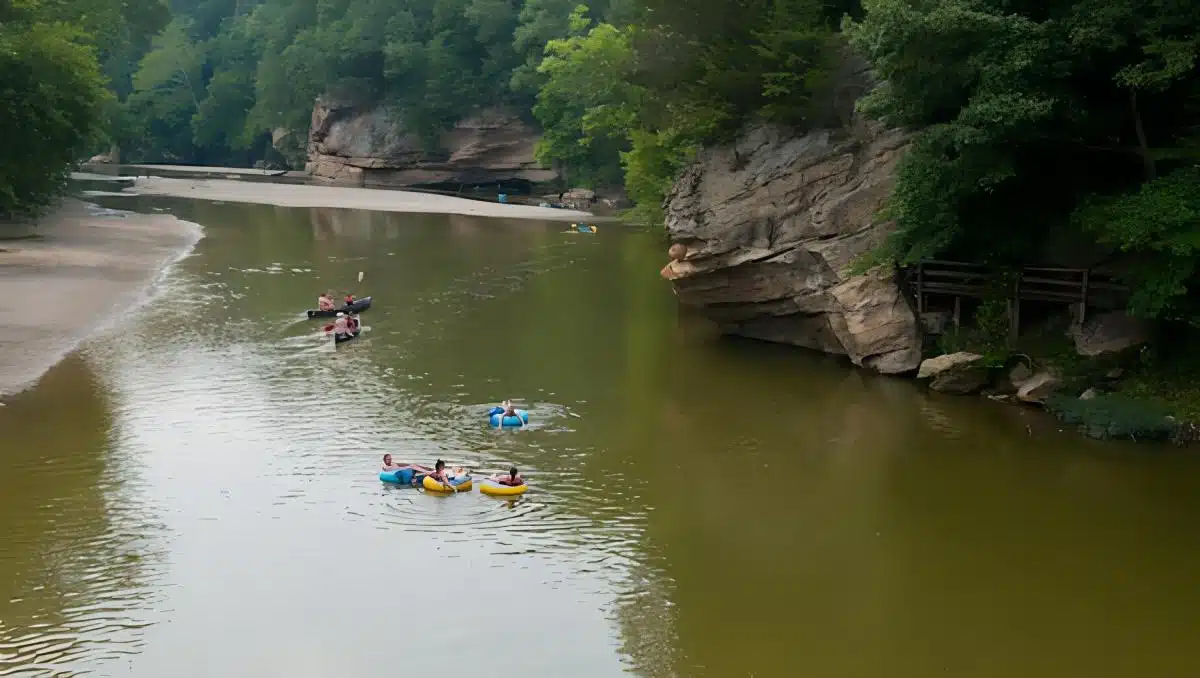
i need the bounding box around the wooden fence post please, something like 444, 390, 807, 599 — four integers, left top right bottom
1079, 269, 1090, 330
916, 261, 925, 314
1010, 272, 1021, 345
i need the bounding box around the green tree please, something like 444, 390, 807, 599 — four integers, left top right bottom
846, 0, 1200, 319
0, 0, 110, 217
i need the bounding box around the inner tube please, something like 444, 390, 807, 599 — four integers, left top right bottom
422, 475, 473, 493
379, 468, 418, 484
479, 480, 527, 497
488, 409, 529, 427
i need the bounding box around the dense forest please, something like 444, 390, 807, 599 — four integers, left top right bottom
4, 0, 1198, 328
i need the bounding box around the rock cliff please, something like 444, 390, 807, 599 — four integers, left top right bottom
306, 100, 556, 187
662, 117, 922, 374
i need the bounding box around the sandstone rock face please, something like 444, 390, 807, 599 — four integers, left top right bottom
917, 353, 989, 394
662, 119, 921, 373
1071, 310, 1149, 357
306, 99, 556, 187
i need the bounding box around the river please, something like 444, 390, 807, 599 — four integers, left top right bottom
3, 197, 1200, 677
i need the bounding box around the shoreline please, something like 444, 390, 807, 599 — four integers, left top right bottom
0, 200, 202, 398
109, 176, 597, 222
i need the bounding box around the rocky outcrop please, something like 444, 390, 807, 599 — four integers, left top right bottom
662, 117, 920, 373
306, 99, 556, 187
917, 353, 989, 394
1071, 310, 1149, 357
1016, 371, 1062, 404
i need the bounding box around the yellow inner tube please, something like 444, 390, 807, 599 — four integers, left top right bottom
479, 479, 528, 496
422, 475, 472, 493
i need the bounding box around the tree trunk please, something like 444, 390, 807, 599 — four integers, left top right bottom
179, 69, 201, 112
1129, 89, 1156, 181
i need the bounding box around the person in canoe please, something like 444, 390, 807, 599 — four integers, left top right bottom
331, 312, 349, 336
343, 293, 356, 307
489, 466, 524, 487
317, 291, 336, 312
346, 312, 360, 334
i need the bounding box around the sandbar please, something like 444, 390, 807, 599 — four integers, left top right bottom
0, 200, 201, 397
121, 176, 595, 221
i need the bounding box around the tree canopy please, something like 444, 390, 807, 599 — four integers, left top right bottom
845, 0, 1200, 319
0, 0, 119, 217
7, 0, 1199, 328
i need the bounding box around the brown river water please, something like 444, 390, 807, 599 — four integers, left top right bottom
3, 197, 1200, 677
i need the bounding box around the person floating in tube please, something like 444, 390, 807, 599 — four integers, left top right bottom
492, 400, 526, 428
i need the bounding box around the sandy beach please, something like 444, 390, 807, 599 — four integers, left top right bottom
118, 176, 595, 221
0, 200, 201, 397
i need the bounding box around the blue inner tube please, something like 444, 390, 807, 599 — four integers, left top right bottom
379, 468, 422, 484
488, 409, 529, 427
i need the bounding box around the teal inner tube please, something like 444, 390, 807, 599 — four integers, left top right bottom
379, 468, 423, 484
488, 409, 529, 427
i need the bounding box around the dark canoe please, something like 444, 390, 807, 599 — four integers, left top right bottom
307, 296, 372, 318
334, 330, 360, 344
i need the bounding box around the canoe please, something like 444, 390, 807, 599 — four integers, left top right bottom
479, 479, 528, 497
307, 296, 372, 318
334, 331, 360, 344
422, 475, 473, 493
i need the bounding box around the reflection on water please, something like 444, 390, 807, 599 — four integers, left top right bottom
2, 197, 1200, 677
0, 355, 164, 676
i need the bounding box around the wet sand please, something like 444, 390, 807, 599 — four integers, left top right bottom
0, 200, 201, 397
117, 176, 595, 221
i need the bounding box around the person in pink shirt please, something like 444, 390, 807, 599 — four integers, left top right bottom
317, 292, 335, 311
331, 312, 348, 336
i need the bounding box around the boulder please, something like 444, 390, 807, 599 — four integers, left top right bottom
562, 188, 595, 201
921, 311, 954, 335
662, 55, 921, 374
1008, 363, 1033, 385
1017, 371, 1062, 404
917, 352, 990, 394
1071, 311, 1149, 357
306, 100, 557, 187
991, 362, 1032, 395
1080, 387, 1101, 400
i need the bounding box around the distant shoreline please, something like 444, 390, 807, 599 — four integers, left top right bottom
0, 200, 202, 398
108, 175, 596, 222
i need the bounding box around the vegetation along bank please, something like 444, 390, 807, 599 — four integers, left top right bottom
4, 0, 1198, 441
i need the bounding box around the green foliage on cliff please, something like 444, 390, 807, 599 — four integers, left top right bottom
0, 0, 122, 217
845, 0, 1200, 320
104, 0, 844, 206
530, 0, 844, 222
112, 0, 635, 166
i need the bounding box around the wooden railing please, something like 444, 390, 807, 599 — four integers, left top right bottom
902, 260, 1129, 340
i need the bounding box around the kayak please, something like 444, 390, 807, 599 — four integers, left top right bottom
308, 296, 372, 318
479, 479, 528, 497
422, 475, 473, 493
334, 331, 360, 344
